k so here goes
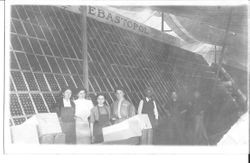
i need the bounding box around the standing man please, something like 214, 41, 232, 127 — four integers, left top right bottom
190, 91, 209, 145
111, 87, 135, 124
168, 91, 185, 145
138, 87, 159, 144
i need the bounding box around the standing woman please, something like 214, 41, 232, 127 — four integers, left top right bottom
54, 87, 76, 144
90, 94, 111, 144
74, 88, 94, 144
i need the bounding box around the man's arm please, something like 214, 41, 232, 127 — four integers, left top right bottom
153, 100, 159, 119
110, 103, 117, 121
137, 100, 143, 114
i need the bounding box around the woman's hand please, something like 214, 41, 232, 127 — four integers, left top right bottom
110, 117, 117, 124
111, 116, 117, 121
108, 121, 112, 126
74, 116, 83, 121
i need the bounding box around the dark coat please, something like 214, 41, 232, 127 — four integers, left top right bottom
53, 97, 75, 118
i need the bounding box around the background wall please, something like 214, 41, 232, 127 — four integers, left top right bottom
9, 5, 241, 144
10, 6, 84, 125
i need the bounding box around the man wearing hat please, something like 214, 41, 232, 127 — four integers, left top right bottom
138, 87, 159, 127
111, 86, 135, 124
168, 91, 185, 144
137, 87, 159, 144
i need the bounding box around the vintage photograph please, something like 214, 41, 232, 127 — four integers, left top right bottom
4, 1, 248, 153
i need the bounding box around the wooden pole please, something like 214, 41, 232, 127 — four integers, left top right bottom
218, 8, 233, 67
81, 6, 89, 91
214, 45, 217, 64
216, 7, 233, 79
161, 12, 164, 32
212, 7, 233, 99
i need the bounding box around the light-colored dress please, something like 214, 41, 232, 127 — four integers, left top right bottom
74, 98, 93, 144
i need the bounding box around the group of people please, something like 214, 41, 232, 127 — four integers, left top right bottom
54, 84, 209, 145
164, 91, 209, 145
54, 86, 159, 145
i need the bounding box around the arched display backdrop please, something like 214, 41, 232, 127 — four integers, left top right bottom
9, 5, 240, 144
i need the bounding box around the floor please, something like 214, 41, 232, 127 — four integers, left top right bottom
152, 116, 209, 145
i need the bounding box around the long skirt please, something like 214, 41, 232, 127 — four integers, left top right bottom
60, 121, 76, 144
75, 119, 91, 144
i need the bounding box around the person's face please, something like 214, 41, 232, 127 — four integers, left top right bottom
78, 90, 86, 99
145, 89, 153, 98
172, 92, 177, 101
116, 90, 124, 100
97, 95, 105, 105
194, 92, 200, 99
63, 89, 72, 100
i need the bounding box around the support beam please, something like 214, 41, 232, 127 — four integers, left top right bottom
81, 6, 89, 91
214, 45, 217, 64
218, 8, 233, 66
212, 7, 233, 98
216, 7, 233, 78
161, 12, 164, 32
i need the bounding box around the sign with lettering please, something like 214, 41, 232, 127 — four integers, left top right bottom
87, 6, 151, 36
86, 6, 180, 47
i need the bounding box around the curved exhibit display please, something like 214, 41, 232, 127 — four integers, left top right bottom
103, 114, 152, 143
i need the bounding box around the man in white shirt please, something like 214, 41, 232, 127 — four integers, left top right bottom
137, 87, 159, 144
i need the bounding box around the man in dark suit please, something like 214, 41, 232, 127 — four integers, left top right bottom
168, 91, 185, 145
138, 87, 159, 144
190, 91, 209, 145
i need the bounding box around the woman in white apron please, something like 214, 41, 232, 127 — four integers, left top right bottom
74, 88, 94, 144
